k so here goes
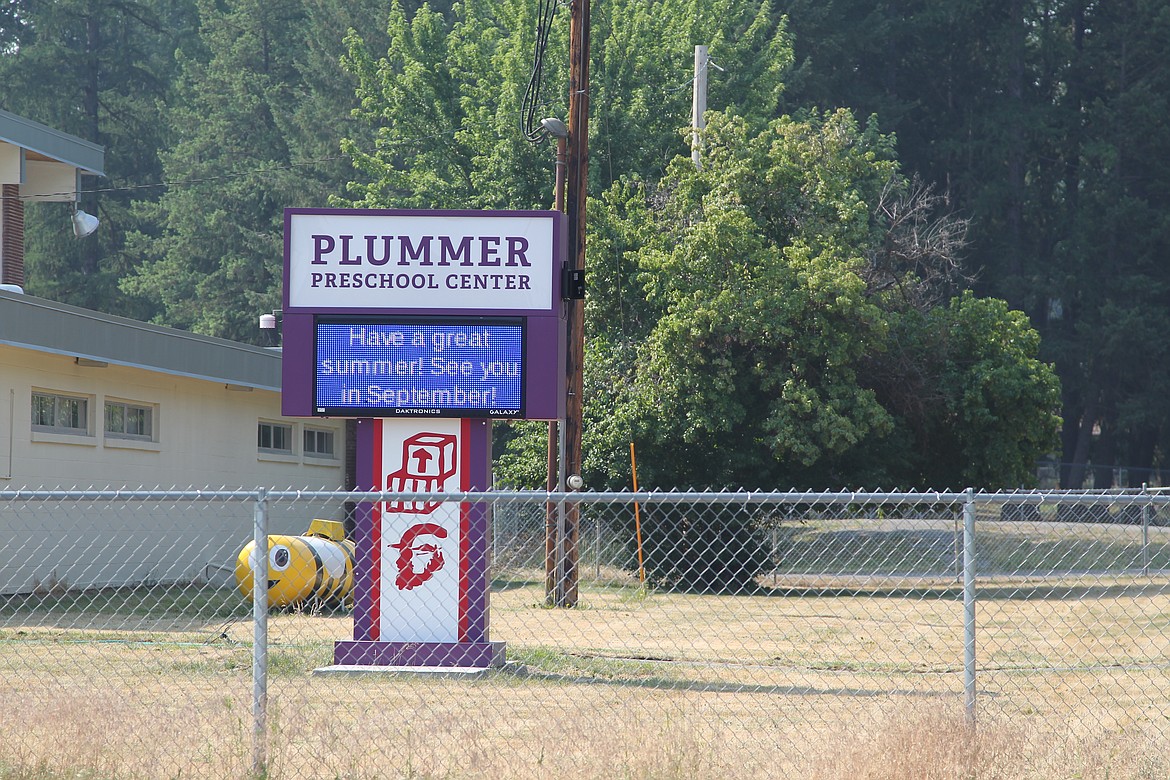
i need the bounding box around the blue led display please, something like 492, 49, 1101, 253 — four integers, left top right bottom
314, 319, 525, 417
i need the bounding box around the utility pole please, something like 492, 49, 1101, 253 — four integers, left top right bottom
557, 0, 591, 608
692, 45, 708, 170
542, 118, 568, 605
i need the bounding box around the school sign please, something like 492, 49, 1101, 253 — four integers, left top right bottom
281, 209, 567, 421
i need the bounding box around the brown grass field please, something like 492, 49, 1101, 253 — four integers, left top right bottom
2, 568, 1169, 780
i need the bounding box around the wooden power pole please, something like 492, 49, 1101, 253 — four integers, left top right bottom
556, 0, 592, 608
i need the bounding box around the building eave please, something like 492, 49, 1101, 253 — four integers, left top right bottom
0, 290, 279, 391
0, 109, 105, 176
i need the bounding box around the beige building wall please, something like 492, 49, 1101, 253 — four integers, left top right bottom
0, 342, 343, 489
0, 342, 348, 595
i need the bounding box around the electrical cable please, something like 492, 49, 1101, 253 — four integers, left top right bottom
520, 0, 560, 143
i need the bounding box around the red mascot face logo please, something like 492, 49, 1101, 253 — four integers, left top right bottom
392, 523, 448, 591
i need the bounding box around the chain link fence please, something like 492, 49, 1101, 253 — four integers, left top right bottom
2, 488, 1169, 779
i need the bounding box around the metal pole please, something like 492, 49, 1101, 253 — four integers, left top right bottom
251, 488, 269, 777
962, 488, 977, 729
1142, 483, 1151, 576
954, 509, 962, 583
556, 416, 569, 606
595, 511, 602, 581
553, 135, 567, 213
557, 499, 568, 605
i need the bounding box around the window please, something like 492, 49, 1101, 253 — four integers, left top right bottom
304, 427, 336, 459
105, 400, 154, 441
258, 421, 294, 454
32, 391, 89, 435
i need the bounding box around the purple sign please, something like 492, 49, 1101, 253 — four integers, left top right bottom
281, 208, 566, 421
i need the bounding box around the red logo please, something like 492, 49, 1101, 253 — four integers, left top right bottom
391, 522, 448, 590
385, 432, 458, 514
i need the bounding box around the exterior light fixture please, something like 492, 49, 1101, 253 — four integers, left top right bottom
540, 117, 568, 139
71, 208, 99, 238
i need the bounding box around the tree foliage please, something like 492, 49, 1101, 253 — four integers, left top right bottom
0, 0, 195, 316
121, 0, 390, 340
339, 0, 791, 211
561, 110, 1059, 490
865, 294, 1061, 489
4, 0, 1077, 490
332, 0, 1060, 490
340, 0, 555, 210
581, 111, 896, 488
775, 0, 1170, 486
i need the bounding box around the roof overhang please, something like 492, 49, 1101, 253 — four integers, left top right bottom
0, 109, 105, 202
0, 290, 281, 391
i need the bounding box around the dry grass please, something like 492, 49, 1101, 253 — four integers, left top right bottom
2, 576, 1169, 779
2, 681, 1166, 779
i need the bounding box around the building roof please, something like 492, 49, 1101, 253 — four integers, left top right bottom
0, 290, 280, 391
0, 108, 105, 176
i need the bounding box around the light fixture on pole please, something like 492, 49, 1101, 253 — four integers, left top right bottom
259, 310, 283, 347
540, 117, 569, 213
71, 207, 99, 238
540, 116, 568, 138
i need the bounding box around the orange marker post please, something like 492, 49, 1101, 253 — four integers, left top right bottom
630, 442, 645, 583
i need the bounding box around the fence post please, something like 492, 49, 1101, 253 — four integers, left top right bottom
962, 488, 977, 728
251, 488, 269, 777
595, 511, 602, 581
1142, 483, 1151, 577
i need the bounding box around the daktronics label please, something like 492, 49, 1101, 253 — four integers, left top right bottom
314, 319, 524, 417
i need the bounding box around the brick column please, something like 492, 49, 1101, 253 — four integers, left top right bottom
1, 184, 24, 287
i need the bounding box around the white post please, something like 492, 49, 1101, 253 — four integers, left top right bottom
692, 45, 708, 170
251, 488, 269, 777
962, 488, 977, 728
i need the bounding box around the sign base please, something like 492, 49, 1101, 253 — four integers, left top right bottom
333, 639, 506, 669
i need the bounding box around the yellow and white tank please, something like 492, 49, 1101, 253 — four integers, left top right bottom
234, 519, 356, 608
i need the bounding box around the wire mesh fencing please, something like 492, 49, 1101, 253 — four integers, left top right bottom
2, 488, 1169, 779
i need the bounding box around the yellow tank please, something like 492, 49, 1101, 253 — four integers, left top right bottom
234, 519, 356, 608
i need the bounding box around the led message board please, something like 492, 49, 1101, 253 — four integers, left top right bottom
314, 318, 524, 418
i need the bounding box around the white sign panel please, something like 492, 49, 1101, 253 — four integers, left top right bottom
375, 417, 464, 643
286, 211, 556, 311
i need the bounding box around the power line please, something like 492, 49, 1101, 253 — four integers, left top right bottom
664, 55, 720, 94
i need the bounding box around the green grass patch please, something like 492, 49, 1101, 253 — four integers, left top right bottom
509, 644, 685, 683
773, 518, 1170, 579
0, 584, 248, 621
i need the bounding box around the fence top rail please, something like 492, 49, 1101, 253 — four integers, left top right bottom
1, 487, 1167, 506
